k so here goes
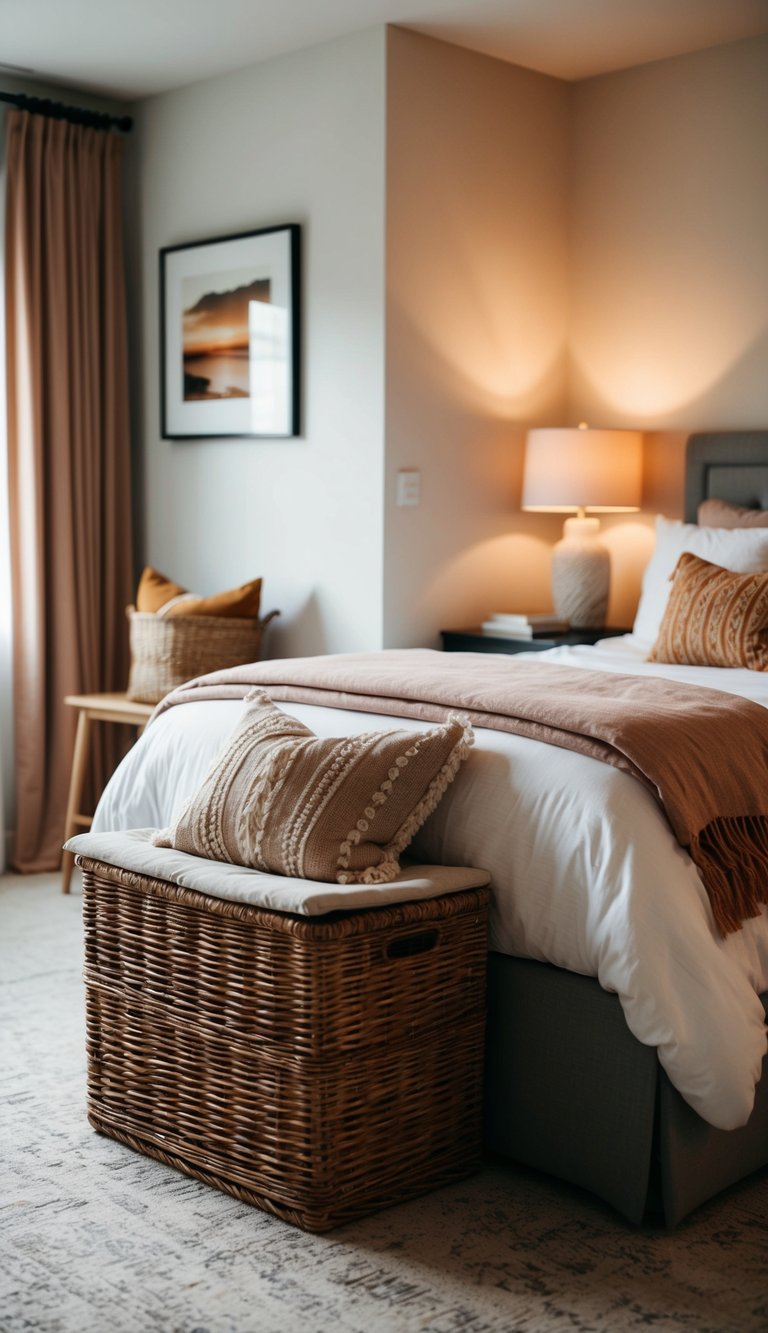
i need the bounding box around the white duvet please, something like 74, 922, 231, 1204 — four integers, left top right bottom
92, 636, 768, 1131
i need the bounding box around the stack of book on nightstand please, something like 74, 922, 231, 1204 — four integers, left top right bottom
480, 612, 570, 640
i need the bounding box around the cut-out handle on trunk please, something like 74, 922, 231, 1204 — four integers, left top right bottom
387, 929, 438, 960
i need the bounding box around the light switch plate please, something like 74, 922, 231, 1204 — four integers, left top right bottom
397, 469, 421, 507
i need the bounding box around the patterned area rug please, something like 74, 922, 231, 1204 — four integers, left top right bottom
2, 873, 767, 1333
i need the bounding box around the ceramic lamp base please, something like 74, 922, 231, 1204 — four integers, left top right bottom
551, 517, 610, 628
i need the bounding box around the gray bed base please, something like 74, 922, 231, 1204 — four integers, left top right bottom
484, 955, 768, 1226
484, 431, 768, 1227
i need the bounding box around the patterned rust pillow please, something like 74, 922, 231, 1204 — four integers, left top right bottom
154, 690, 473, 883
648, 552, 768, 670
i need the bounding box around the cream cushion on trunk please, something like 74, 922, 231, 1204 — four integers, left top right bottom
65, 828, 491, 916
154, 690, 473, 884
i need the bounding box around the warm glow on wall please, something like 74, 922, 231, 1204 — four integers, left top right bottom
386, 34, 569, 421
569, 42, 767, 426
423, 532, 556, 623
570, 324, 766, 422
387, 278, 567, 418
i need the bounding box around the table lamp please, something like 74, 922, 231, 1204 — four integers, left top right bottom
522, 424, 642, 627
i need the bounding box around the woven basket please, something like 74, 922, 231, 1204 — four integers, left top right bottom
79, 857, 489, 1232
126, 606, 279, 704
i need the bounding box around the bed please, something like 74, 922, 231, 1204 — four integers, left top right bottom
88, 430, 768, 1227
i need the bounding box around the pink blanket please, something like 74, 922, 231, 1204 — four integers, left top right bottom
154, 649, 768, 936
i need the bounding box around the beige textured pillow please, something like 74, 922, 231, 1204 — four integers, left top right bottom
154, 691, 474, 883
648, 552, 768, 670
698, 498, 768, 529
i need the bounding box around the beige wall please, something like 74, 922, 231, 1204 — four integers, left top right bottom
385, 29, 570, 646
569, 36, 768, 624
570, 35, 768, 432
384, 32, 768, 640
135, 29, 386, 658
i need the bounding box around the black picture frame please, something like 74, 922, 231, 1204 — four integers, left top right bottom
160, 223, 300, 439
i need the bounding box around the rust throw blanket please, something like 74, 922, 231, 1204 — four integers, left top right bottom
154, 649, 768, 936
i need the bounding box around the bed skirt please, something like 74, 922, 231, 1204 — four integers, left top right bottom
484, 954, 768, 1226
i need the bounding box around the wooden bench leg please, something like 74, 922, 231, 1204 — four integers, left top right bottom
62, 709, 92, 894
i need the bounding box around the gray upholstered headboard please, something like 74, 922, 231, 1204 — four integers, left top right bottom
685, 431, 768, 522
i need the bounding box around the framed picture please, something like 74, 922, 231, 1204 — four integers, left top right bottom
160, 224, 300, 439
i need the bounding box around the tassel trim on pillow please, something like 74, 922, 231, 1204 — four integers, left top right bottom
336, 715, 474, 885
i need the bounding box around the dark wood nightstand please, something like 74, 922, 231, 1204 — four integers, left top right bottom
440, 627, 631, 654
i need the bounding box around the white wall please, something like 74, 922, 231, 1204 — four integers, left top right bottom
385, 30, 570, 646
135, 29, 387, 657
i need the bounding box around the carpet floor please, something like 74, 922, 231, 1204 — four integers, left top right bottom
1, 872, 767, 1333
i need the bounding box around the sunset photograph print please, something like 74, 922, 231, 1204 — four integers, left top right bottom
182, 267, 271, 400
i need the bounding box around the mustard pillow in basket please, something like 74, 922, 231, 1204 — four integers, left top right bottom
153, 690, 473, 884
135, 565, 190, 613
136, 565, 262, 618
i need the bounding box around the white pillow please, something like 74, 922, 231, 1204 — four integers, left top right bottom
632, 515, 768, 649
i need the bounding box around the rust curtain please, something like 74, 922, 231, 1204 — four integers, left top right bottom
5, 110, 133, 871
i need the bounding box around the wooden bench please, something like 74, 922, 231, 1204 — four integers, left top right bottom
61, 693, 154, 894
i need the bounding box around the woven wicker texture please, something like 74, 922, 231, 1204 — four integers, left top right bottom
81, 858, 489, 1231
126, 607, 279, 704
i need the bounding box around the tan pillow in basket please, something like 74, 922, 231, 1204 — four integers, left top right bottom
154, 691, 473, 884
648, 552, 768, 670
136, 565, 262, 618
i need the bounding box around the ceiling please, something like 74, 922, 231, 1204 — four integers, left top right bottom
1, 0, 767, 101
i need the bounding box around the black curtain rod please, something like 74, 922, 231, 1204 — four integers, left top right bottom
0, 89, 132, 132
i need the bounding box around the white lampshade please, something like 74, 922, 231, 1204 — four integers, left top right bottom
522, 426, 643, 513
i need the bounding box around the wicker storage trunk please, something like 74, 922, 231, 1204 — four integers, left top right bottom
80, 857, 489, 1232
126, 607, 279, 704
